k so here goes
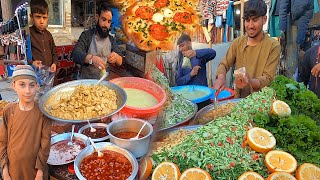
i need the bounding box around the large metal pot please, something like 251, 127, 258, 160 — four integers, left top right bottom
74, 142, 138, 180
107, 118, 153, 158
38, 79, 127, 123
78, 123, 110, 142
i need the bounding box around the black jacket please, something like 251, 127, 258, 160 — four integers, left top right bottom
279, 0, 314, 44
71, 28, 124, 66
299, 45, 320, 98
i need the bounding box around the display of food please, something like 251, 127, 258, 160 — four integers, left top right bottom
197, 102, 236, 124
160, 94, 196, 129
0, 100, 9, 117
120, 0, 201, 51
49, 85, 117, 120
151, 129, 195, 154
80, 150, 132, 180
114, 131, 144, 139
151, 87, 276, 178
48, 139, 86, 165
82, 127, 108, 139
124, 88, 158, 108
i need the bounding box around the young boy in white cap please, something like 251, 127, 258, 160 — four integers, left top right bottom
0, 65, 51, 180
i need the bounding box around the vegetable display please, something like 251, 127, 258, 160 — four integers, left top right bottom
152, 87, 276, 178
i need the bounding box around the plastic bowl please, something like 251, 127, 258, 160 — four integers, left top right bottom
109, 77, 167, 119
210, 87, 235, 102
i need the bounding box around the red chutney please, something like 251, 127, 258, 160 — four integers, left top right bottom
82, 127, 108, 139
113, 131, 144, 139
80, 150, 132, 180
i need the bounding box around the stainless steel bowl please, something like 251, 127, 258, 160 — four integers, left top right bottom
193, 98, 243, 122
78, 123, 110, 142
107, 118, 153, 158
48, 132, 89, 165
158, 99, 198, 131
38, 79, 127, 123
74, 142, 138, 180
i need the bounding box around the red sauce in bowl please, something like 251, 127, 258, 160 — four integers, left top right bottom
80, 150, 132, 180
82, 127, 108, 139
113, 131, 144, 139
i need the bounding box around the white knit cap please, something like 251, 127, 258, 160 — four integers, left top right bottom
12, 65, 37, 82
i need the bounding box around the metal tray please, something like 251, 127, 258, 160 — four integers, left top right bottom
38, 79, 127, 123
153, 125, 202, 143
192, 98, 243, 124
158, 99, 198, 132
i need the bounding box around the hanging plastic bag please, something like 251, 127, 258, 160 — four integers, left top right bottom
35, 65, 55, 100
181, 56, 192, 68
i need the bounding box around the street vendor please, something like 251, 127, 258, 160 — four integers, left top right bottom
71, 1, 124, 79
176, 34, 216, 86
213, 0, 281, 98
0, 65, 51, 180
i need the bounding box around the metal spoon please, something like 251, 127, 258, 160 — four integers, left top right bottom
214, 89, 221, 109
68, 125, 75, 146
89, 137, 103, 157
96, 71, 109, 85
86, 119, 96, 133
131, 121, 148, 140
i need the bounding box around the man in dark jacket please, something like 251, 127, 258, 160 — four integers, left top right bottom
299, 45, 320, 98
279, 0, 314, 45
71, 2, 123, 79
176, 34, 216, 86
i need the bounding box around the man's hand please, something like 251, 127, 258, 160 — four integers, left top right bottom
311, 63, 320, 77
107, 52, 122, 66
32, 60, 43, 68
34, 169, 43, 180
190, 66, 201, 77
92, 56, 107, 70
3, 164, 11, 180
50, 64, 56, 73
213, 74, 226, 91
182, 50, 196, 58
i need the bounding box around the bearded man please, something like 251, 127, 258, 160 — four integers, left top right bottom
72, 1, 123, 79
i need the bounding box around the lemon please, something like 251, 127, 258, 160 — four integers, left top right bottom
271, 100, 291, 117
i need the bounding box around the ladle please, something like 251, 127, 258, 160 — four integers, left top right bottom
130, 121, 148, 140
86, 119, 96, 133
89, 137, 103, 157
68, 125, 75, 146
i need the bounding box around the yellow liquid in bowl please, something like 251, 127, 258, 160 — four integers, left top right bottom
124, 88, 159, 108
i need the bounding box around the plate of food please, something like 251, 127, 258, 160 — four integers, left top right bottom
39, 80, 127, 123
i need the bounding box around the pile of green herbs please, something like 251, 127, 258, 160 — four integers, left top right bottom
269, 75, 320, 124
152, 87, 275, 179
150, 66, 196, 129
252, 75, 320, 165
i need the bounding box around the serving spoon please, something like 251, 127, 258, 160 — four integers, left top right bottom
96, 71, 109, 85
68, 125, 75, 146
130, 121, 148, 140
86, 119, 96, 132
89, 137, 104, 157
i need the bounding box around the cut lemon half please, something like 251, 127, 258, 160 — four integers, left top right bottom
271, 100, 291, 117
296, 163, 320, 180
138, 157, 153, 180
265, 150, 297, 173
247, 127, 276, 153
238, 171, 264, 180
179, 168, 212, 180
267, 172, 297, 180
152, 162, 181, 180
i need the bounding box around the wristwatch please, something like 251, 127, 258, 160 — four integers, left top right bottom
88, 55, 94, 64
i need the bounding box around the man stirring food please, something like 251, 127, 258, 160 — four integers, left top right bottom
71, 1, 124, 79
